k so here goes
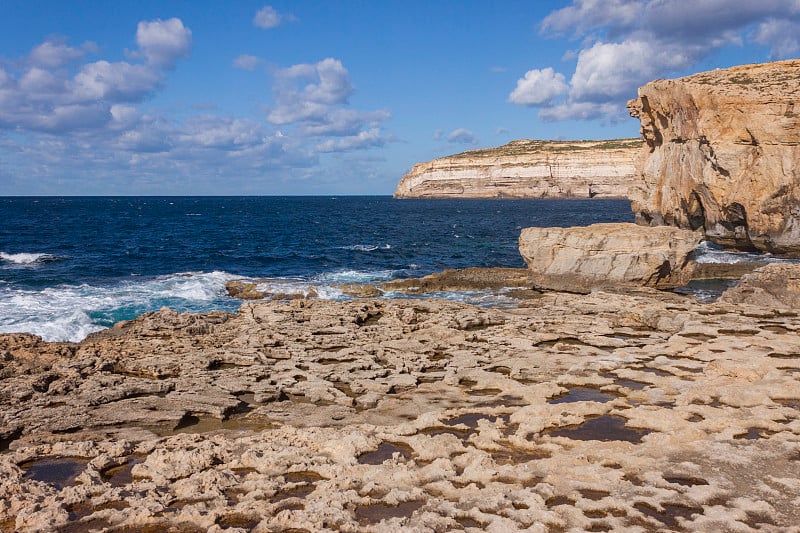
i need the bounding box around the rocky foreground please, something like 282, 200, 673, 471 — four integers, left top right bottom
2, 284, 800, 531
394, 139, 640, 199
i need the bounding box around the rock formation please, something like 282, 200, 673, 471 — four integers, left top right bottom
394, 139, 640, 199
719, 262, 800, 308
628, 59, 800, 254
2, 292, 800, 531
518, 223, 701, 292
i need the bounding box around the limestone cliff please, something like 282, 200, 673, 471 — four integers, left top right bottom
628, 59, 800, 254
394, 139, 641, 199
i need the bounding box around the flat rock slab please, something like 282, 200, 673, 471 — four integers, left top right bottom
519, 223, 701, 292
1, 292, 800, 532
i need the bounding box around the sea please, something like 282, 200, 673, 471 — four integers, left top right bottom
0, 196, 785, 343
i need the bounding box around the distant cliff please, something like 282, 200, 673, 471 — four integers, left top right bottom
628, 59, 800, 254
394, 139, 641, 199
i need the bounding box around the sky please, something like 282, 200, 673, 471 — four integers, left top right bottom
0, 0, 798, 195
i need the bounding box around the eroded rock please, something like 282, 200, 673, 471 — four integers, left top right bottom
519, 223, 701, 292
2, 291, 800, 532
719, 262, 800, 308
628, 59, 800, 254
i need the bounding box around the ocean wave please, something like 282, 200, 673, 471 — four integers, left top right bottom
338, 244, 392, 252
0, 251, 60, 265
0, 271, 240, 343
315, 269, 398, 284
693, 241, 797, 264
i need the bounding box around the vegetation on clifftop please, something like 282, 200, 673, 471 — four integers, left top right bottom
447, 138, 641, 160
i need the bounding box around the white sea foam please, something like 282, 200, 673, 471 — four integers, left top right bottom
0, 271, 239, 342
338, 244, 392, 252
0, 251, 58, 265
692, 240, 798, 264
316, 269, 398, 283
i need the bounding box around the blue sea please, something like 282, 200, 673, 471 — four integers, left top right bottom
0, 196, 776, 343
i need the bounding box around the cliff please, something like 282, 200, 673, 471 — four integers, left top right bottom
628, 59, 800, 254
394, 139, 641, 199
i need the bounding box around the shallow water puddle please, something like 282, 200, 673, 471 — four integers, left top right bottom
217, 513, 261, 530
102, 455, 145, 486
634, 502, 702, 528
468, 388, 503, 397
547, 415, 650, 443
579, 489, 610, 501
664, 475, 708, 487
270, 471, 324, 502
358, 442, 413, 464
21, 457, 89, 489
613, 379, 649, 391
162, 412, 276, 435
548, 388, 616, 404
734, 427, 768, 440
419, 426, 471, 440
354, 500, 424, 525
444, 412, 499, 427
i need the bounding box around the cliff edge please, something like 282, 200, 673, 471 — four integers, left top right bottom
394, 139, 641, 199
628, 59, 800, 254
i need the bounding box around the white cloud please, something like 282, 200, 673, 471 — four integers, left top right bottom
446, 128, 479, 145
0, 25, 394, 193
233, 54, 260, 71
752, 18, 800, 58
265, 58, 393, 154
541, 0, 642, 37
254, 6, 286, 29
135, 18, 192, 67
512, 1, 800, 122
0, 18, 192, 134
316, 128, 385, 152
29, 39, 93, 68
71, 61, 161, 102
539, 101, 623, 122
508, 67, 568, 106
268, 58, 355, 124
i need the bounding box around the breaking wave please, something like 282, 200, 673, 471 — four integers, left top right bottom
1, 252, 60, 265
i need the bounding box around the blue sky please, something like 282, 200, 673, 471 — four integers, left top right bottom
0, 0, 797, 195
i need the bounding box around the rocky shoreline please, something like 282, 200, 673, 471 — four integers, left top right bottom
2, 267, 800, 531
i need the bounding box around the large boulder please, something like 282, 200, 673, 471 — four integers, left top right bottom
718, 263, 800, 308
627, 59, 800, 254
518, 223, 701, 293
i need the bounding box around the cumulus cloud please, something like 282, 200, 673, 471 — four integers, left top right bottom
135, 18, 192, 67
233, 54, 260, 70
29, 39, 96, 68
316, 128, 385, 152
264, 58, 392, 153
446, 128, 479, 145
254, 6, 292, 29
752, 18, 800, 58
514, 0, 800, 122
0, 24, 393, 193
508, 67, 568, 106
0, 18, 192, 134
268, 58, 354, 124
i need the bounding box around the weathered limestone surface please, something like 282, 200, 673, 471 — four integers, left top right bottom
720, 263, 800, 308
394, 139, 640, 199
2, 293, 799, 532
519, 223, 701, 292
628, 59, 800, 254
